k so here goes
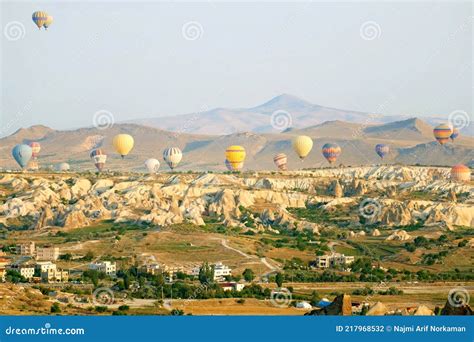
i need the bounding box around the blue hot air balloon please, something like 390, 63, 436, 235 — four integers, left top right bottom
375, 144, 390, 159
12, 144, 33, 169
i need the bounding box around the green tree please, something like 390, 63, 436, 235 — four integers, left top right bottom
242, 268, 255, 282
198, 262, 214, 284
50, 303, 61, 313
275, 272, 284, 288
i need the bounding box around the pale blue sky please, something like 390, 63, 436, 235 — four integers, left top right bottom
1, 1, 472, 136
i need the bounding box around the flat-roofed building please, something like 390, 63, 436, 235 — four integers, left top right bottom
17, 242, 35, 256
36, 246, 59, 261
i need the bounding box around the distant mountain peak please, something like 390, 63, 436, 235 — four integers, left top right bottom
250, 93, 315, 112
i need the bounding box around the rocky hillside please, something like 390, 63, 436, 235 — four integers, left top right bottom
0, 166, 472, 234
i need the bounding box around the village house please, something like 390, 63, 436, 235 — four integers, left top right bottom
140, 263, 161, 276
0, 257, 9, 282
16, 242, 36, 256
36, 246, 60, 261
219, 282, 245, 292
7, 264, 35, 280
314, 253, 355, 268
89, 261, 116, 276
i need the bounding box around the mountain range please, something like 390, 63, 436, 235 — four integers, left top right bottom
0, 116, 473, 172
129, 94, 473, 136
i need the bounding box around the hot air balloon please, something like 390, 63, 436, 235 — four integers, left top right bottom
273, 153, 288, 171
225, 159, 243, 172
451, 164, 471, 182
28, 142, 41, 159
144, 158, 160, 174
113, 134, 134, 158
43, 15, 53, 29
163, 147, 183, 170
32, 11, 48, 29
433, 124, 452, 145
292, 135, 313, 160
12, 144, 32, 169
450, 128, 459, 142
225, 145, 246, 171
322, 143, 341, 164
375, 144, 389, 159
57, 162, 70, 172
90, 149, 107, 172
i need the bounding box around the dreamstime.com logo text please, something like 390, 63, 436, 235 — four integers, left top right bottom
4, 323, 85, 336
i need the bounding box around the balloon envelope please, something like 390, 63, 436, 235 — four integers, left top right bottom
29, 142, 41, 158
145, 158, 160, 174
451, 164, 471, 182
322, 143, 341, 164
273, 153, 288, 171
433, 124, 452, 145
113, 134, 134, 158
225, 146, 246, 170
32, 11, 48, 29
12, 144, 33, 168
292, 136, 313, 160
90, 149, 107, 172
163, 147, 182, 170
375, 144, 389, 159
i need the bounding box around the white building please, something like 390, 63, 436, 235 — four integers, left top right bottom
35, 261, 57, 273
314, 253, 355, 268
36, 246, 59, 261
89, 261, 116, 275
213, 262, 232, 281
296, 301, 313, 309
7, 264, 35, 280
219, 282, 245, 292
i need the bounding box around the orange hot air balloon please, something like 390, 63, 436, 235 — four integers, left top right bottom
451, 164, 471, 182
29, 142, 41, 159
433, 124, 452, 145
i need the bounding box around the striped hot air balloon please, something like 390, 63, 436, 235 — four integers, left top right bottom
375, 144, 389, 159
273, 153, 288, 171
163, 147, 183, 170
451, 164, 471, 182
29, 142, 41, 159
292, 136, 313, 160
225, 145, 246, 171
113, 134, 134, 158
450, 128, 459, 142
433, 124, 452, 145
32, 11, 49, 29
90, 149, 107, 172
322, 143, 341, 164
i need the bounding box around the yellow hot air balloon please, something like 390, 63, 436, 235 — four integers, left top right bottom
292, 135, 313, 160
113, 134, 134, 158
32, 11, 48, 29
43, 15, 53, 29
225, 145, 246, 171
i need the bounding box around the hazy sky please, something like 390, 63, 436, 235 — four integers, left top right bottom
1, 1, 472, 135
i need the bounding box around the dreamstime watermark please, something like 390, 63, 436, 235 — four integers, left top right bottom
92, 110, 115, 130
3, 21, 26, 41
448, 110, 470, 131
359, 198, 382, 219
182, 21, 204, 41
359, 21, 381, 41
270, 287, 292, 308
92, 287, 115, 305
4, 323, 85, 336
447, 287, 470, 308
270, 110, 292, 132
